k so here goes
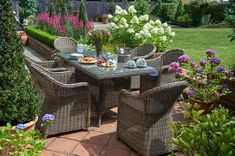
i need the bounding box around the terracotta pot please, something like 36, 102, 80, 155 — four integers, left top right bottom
16, 31, 28, 45
188, 98, 218, 114
102, 18, 108, 24
14, 116, 38, 132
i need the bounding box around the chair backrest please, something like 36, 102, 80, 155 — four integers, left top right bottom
131, 44, 156, 60
161, 49, 184, 66
142, 81, 188, 114
54, 37, 78, 52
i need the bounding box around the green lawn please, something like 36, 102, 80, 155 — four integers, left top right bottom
169, 28, 235, 69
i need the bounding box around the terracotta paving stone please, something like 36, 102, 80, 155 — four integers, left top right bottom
41, 150, 66, 156
46, 138, 79, 154
91, 122, 117, 133
59, 131, 89, 141
45, 137, 56, 147
129, 151, 141, 156
100, 147, 130, 156
71, 142, 103, 156
82, 131, 113, 146
106, 134, 130, 151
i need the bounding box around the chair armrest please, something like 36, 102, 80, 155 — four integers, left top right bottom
58, 82, 91, 97
36, 61, 55, 68
47, 68, 68, 72
160, 65, 170, 73
47, 70, 74, 83
146, 57, 162, 67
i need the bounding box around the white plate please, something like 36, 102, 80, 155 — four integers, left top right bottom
70, 53, 84, 59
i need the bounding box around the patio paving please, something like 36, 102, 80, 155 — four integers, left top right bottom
41, 102, 186, 156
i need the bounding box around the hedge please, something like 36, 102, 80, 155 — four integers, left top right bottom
24, 26, 58, 48
160, 3, 177, 22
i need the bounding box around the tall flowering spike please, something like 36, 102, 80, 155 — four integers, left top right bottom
191, 61, 196, 68
227, 71, 234, 78
178, 55, 189, 63
206, 49, 216, 57
195, 67, 203, 73
210, 58, 221, 66
42, 114, 55, 122
187, 90, 196, 97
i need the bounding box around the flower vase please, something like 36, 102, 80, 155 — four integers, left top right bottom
95, 45, 102, 58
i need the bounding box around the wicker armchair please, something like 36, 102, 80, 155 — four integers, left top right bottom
117, 81, 188, 156
140, 49, 184, 92
130, 44, 156, 60
54, 37, 78, 53
26, 62, 91, 136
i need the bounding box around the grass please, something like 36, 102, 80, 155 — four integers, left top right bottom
169, 28, 235, 69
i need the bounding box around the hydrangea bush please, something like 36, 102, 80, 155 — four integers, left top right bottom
169, 50, 234, 103
107, 5, 175, 51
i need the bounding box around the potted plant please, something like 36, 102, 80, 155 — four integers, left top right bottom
0, 124, 45, 155
169, 50, 234, 113
0, 0, 40, 129
87, 29, 111, 57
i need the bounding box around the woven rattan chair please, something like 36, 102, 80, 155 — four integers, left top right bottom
54, 37, 78, 53
117, 81, 188, 156
140, 49, 184, 92
26, 62, 91, 136
130, 44, 156, 60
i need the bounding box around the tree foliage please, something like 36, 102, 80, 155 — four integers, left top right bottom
134, 0, 151, 16
19, 0, 37, 23
0, 0, 40, 125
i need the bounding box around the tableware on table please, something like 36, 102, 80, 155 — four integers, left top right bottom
136, 58, 147, 68
97, 57, 117, 68
126, 60, 136, 68
78, 57, 97, 64
70, 53, 84, 59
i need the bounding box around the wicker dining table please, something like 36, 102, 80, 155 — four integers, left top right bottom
57, 52, 159, 126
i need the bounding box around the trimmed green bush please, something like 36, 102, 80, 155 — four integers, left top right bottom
160, 3, 177, 22
206, 1, 224, 23
174, 0, 184, 21
134, 0, 151, 16
24, 26, 58, 48
0, 0, 40, 125
176, 14, 192, 27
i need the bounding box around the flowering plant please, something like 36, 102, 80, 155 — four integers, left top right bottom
37, 12, 93, 39
107, 5, 175, 51
87, 29, 111, 56
169, 50, 234, 103
41, 114, 55, 138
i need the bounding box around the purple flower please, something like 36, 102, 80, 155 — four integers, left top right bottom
200, 59, 206, 67
206, 50, 216, 56
222, 83, 228, 89
176, 68, 183, 73
215, 92, 222, 97
195, 68, 203, 73
187, 90, 196, 97
190, 61, 196, 68
210, 58, 220, 65
217, 66, 225, 73
168, 62, 180, 73
42, 114, 55, 122
227, 71, 234, 78
178, 55, 189, 63
15, 124, 25, 130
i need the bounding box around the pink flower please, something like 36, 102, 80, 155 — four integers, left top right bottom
215, 92, 222, 97
227, 71, 234, 78
178, 55, 189, 63
168, 62, 180, 73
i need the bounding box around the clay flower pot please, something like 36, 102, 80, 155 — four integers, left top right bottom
102, 14, 109, 24
188, 98, 218, 114
16, 31, 28, 45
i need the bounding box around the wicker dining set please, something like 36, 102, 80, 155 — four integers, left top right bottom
26, 37, 187, 156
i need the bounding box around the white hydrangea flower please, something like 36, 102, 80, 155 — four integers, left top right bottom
119, 24, 124, 28
162, 36, 167, 42
139, 30, 144, 36
149, 20, 155, 25
157, 27, 164, 35
155, 19, 161, 26
121, 10, 128, 15
120, 17, 127, 24
108, 22, 116, 28
114, 25, 119, 29
135, 33, 141, 38
170, 39, 173, 43
143, 29, 149, 34
128, 5, 137, 14
108, 14, 113, 19
113, 17, 118, 22
124, 23, 129, 27
127, 28, 135, 33
150, 28, 158, 34
145, 32, 152, 38
165, 26, 171, 34
115, 9, 121, 15
139, 15, 149, 21
143, 23, 152, 30
116, 5, 122, 11
162, 22, 168, 28
171, 32, 175, 37
130, 16, 139, 24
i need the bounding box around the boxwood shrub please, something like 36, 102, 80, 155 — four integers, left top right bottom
24, 26, 58, 48
160, 3, 177, 22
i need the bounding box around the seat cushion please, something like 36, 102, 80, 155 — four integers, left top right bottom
144, 73, 159, 79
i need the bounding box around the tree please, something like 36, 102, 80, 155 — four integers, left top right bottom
175, 0, 184, 20
19, 0, 37, 23
134, 0, 151, 16
155, 0, 162, 18
0, 0, 40, 125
